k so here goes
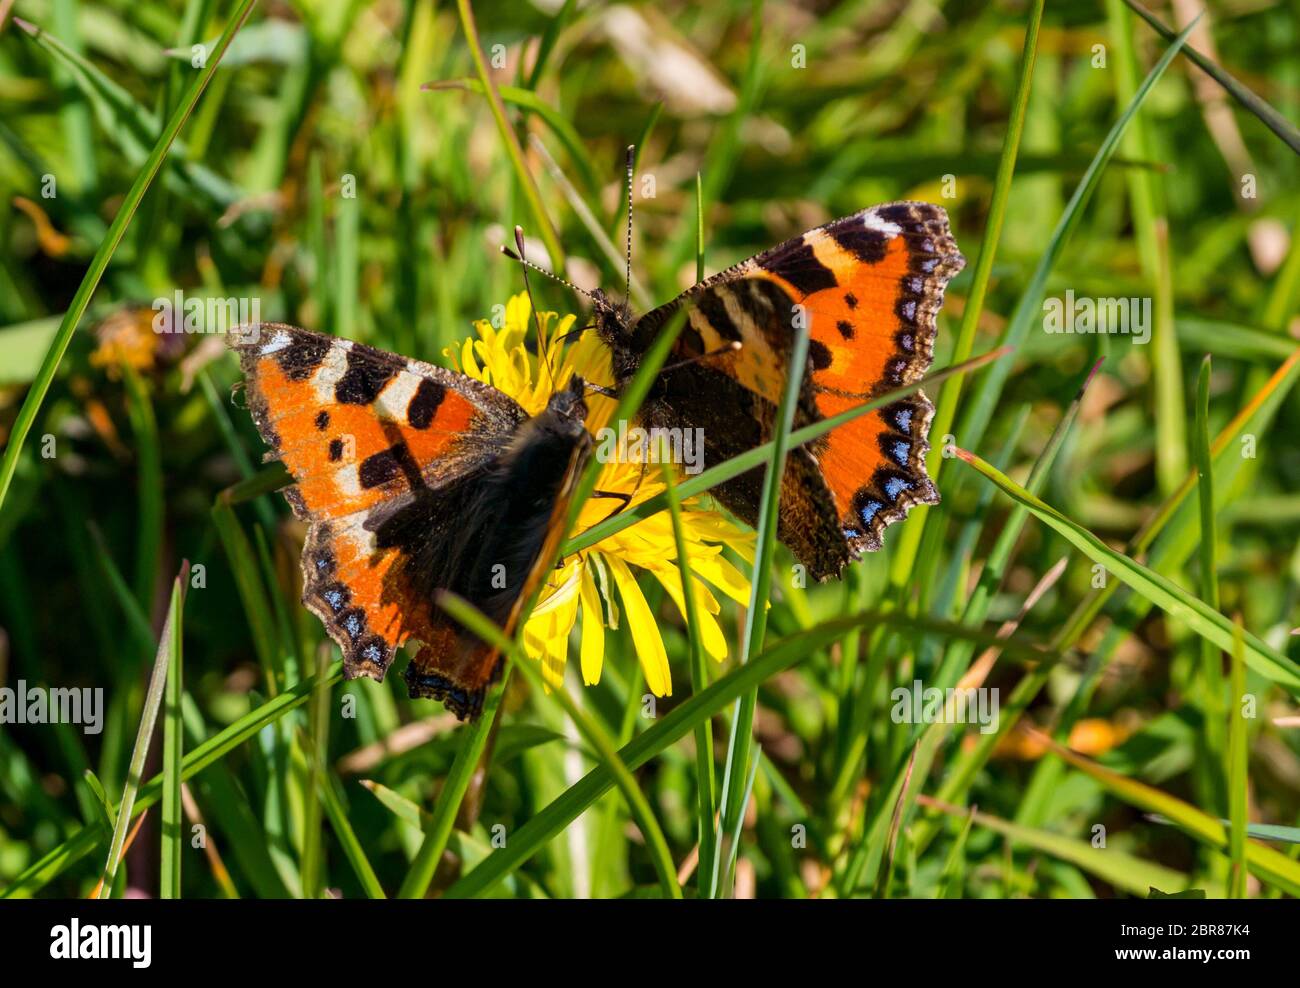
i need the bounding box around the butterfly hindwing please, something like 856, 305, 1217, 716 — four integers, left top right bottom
624, 202, 964, 578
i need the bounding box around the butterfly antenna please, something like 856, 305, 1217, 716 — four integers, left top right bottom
499, 244, 612, 317
512, 226, 557, 395
624, 144, 635, 308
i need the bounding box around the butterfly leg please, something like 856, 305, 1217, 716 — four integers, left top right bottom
588, 452, 652, 525
590, 488, 633, 523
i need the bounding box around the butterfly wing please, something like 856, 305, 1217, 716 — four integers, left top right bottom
398, 383, 594, 719
231, 323, 528, 715
632, 202, 964, 578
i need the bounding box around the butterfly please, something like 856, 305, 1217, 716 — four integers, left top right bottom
233, 195, 961, 719
586, 199, 965, 580
229, 324, 592, 720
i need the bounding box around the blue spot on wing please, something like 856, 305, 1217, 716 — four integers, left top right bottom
858, 498, 884, 524
890, 440, 910, 467
883, 475, 913, 502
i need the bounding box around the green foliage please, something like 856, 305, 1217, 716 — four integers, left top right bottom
1, 0, 1299, 900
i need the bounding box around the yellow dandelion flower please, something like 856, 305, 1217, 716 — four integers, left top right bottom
446, 293, 755, 696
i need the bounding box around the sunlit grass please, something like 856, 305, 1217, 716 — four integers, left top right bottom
2, 0, 1299, 901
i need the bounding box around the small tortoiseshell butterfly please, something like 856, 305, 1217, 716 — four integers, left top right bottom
590, 199, 964, 580
230, 324, 591, 720
232, 185, 961, 720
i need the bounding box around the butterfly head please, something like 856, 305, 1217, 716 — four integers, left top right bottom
589, 287, 642, 383
589, 288, 632, 326
543, 373, 590, 434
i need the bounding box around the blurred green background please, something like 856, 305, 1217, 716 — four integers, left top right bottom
1, 0, 1299, 899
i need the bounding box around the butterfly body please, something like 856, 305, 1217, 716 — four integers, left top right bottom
596, 201, 965, 580
231, 323, 589, 720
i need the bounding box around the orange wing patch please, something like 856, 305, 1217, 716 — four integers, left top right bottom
235, 325, 490, 522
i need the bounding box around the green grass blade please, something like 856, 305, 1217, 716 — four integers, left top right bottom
307, 152, 332, 331
13, 14, 242, 211
454, 0, 564, 271
525, 0, 578, 90
362, 779, 426, 830
212, 492, 282, 693
923, 796, 1216, 898
694, 171, 705, 284
888, 0, 1045, 587
86, 522, 156, 655
181, 726, 291, 898
1120, 0, 1300, 154
49, 0, 97, 191
396, 674, 510, 899
299, 646, 332, 899
1193, 355, 1227, 799
712, 312, 809, 896
333, 166, 360, 341
98, 566, 186, 897
660, 459, 716, 897
3, 662, 343, 899
439, 592, 683, 899
1041, 733, 1300, 897
1108, 0, 1183, 497
1177, 316, 1298, 361
317, 774, 386, 899
954, 447, 1300, 693
873, 742, 919, 898
160, 564, 187, 898
1148, 815, 1300, 845
934, 805, 977, 899
425, 80, 598, 196
662, 0, 766, 276
1227, 621, 1248, 897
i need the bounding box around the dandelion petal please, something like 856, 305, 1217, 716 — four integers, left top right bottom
607, 556, 671, 696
